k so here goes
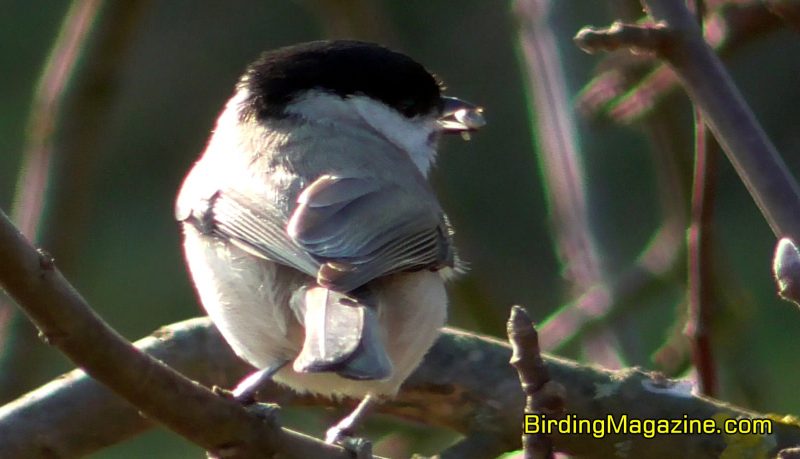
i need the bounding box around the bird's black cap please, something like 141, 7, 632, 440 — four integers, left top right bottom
238, 40, 443, 120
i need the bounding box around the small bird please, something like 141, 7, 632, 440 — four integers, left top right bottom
176, 40, 484, 444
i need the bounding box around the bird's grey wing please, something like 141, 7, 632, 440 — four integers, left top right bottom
204, 189, 321, 277
288, 174, 454, 292
181, 176, 453, 291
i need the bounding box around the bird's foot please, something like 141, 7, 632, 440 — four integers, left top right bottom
212, 384, 264, 406
211, 385, 238, 400
226, 362, 288, 405
245, 402, 281, 424
325, 425, 373, 459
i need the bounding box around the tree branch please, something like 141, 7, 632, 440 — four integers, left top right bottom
575, 21, 670, 55
1, 0, 150, 406
578, 1, 787, 124
3, 316, 800, 458
0, 0, 104, 403
0, 207, 365, 459
576, 0, 800, 241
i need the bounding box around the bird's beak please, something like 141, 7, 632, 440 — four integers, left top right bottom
438, 96, 486, 137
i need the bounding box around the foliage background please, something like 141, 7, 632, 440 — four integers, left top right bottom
1, 1, 799, 457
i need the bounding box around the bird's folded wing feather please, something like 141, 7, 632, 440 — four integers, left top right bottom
209, 190, 320, 277
206, 174, 453, 293
287, 175, 453, 292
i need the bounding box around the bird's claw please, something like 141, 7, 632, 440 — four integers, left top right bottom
211, 385, 235, 399
246, 402, 281, 424
212, 384, 261, 405
326, 426, 372, 458
325, 424, 349, 444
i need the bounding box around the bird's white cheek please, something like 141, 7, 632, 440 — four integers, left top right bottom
350, 97, 439, 176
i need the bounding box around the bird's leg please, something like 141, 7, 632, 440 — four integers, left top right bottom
231, 361, 288, 403
325, 394, 378, 453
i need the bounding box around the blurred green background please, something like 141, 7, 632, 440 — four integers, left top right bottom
1, 1, 800, 457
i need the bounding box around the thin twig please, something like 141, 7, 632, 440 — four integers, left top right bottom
515, 0, 622, 368
685, 109, 719, 396
11, 0, 102, 239
575, 21, 670, 55
514, 0, 604, 293
46, 0, 149, 267
685, 0, 716, 390
539, 220, 684, 351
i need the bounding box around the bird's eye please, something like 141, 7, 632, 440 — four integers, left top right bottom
396, 99, 418, 117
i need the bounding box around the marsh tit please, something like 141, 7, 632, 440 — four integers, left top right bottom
176, 40, 484, 441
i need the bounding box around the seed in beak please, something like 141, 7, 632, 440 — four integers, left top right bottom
454, 107, 485, 130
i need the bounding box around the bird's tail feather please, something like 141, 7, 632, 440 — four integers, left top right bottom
293, 287, 392, 380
